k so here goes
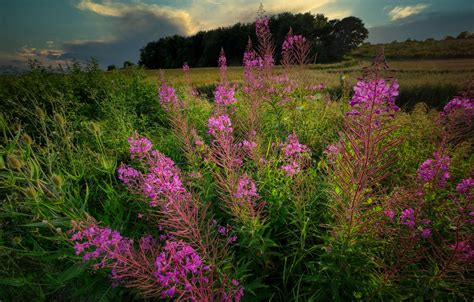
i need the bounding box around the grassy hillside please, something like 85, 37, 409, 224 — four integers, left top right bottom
352, 38, 474, 59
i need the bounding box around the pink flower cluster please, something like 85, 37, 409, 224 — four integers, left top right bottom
280, 133, 310, 177
208, 114, 233, 137
71, 223, 126, 263
234, 174, 258, 199
282, 133, 309, 158
240, 139, 257, 153
255, 16, 270, 41
182, 62, 190, 72
120, 135, 189, 207
243, 46, 263, 69
282, 35, 306, 52
400, 208, 416, 227
117, 165, 141, 186
234, 174, 259, 208
218, 48, 227, 74
456, 178, 474, 195
417, 152, 450, 188
154, 240, 209, 298
158, 83, 179, 108
443, 97, 474, 117
128, 134, 153, 158
214, 84, 237, 106
448, 241, 474, 261
348, 79, 399, 116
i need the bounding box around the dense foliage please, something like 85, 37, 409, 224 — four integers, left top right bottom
139, 12, 368, 68
1, 15, 473, 302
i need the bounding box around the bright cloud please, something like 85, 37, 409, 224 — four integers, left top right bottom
77, 0, 196, 35
388, 4, 429, 21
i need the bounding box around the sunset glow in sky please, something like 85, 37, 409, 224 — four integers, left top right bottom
1, 0, 473, 68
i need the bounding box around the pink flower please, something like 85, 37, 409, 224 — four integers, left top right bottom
214, 84, 237, 106
384, 209, 395, 221
208, 114, 233, 137
400, 208, 416, 227
128, 134, 152, 158
456, 178, 473, 195
281, 161, 300, 177
421, 228, 432, 238
158, 83, 178, 108
282, 134, 309, 159
117, 164, 141, 186
417, 152, 450, 188
234, 174, 258, 199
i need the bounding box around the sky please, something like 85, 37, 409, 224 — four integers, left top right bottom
1, 0, 473, 69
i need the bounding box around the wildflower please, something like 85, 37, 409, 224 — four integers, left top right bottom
218, 48, 227, 75
282, 133, 309, 159
158, 83, 178, 108
128, 134, 152, 158
70, 223, 125, 263
348, 79, 399, 116
281, 161, 300, 177
234, 175, 258, 199
182, 62, 189, 72
443, 97, 474, 117
383, 209, 395, 221
456, 178, 473, 195
400, 208, 416, 227
241, 139, 257, 153
227, 235, 238, 244
448, 241, 474, 261
417, 152, 450, 188
154, 240, 208, 298
421, 228, 432, 238
208, 114, 233, 137
218, 226, 227, 235
117, 164, 141, 186
214, 84, 237, 106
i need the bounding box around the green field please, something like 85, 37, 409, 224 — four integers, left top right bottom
142, 58, 474, 109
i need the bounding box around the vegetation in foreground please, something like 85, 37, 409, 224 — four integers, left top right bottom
1, 14, 473, 302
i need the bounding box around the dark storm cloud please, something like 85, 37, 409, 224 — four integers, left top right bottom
60, 9, 189, 67
368, 11, 474, 43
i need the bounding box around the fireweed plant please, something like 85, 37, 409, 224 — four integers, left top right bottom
66, 14, 472, 301
2, 11, 469, 302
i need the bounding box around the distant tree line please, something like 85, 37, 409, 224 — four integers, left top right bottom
138, 12, 368, 69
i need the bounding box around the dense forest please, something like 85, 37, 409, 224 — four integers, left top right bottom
138, 12, 368, 68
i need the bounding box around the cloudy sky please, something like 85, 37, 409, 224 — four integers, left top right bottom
1, 0, 473, 68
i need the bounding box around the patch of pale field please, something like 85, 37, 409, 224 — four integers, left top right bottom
143, 58, 474, 89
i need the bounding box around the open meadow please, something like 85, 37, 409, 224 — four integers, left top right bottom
144, 58, 474, 109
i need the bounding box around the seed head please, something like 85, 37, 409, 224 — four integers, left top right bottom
21, 133, 33, 145
52, 174, 63, 187
25, 186, 37, 199
35, 106, 45, 120
54, 113, 65, 127
6, 154, 22, 170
